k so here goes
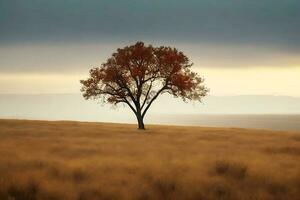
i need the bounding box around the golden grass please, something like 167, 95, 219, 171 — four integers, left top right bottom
0, 119, 300, 200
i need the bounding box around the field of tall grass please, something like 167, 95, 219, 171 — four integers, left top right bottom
0, 119, 299, 200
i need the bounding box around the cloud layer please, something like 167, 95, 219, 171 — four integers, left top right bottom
0, 0, 300, 74
1, 0, 299, 49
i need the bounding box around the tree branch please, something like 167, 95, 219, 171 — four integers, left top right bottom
141, 79, 154, 110
115, 78, 137, 105
123, 98, 137, 114
141, 85, 167, 118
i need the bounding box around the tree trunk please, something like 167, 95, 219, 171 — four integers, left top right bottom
136, 112, 145, 130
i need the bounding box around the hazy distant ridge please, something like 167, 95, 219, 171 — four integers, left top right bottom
0, 93, 299, 116
1, 94, 300, 131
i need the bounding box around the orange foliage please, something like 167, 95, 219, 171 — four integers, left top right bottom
81, 42, 208, 129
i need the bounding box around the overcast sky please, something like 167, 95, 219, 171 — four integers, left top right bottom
0, 0, 300, 96
1, 0, 300, 48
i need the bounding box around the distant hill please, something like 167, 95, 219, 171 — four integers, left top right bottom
1, 93, 300, 131
1, 94, 300, 117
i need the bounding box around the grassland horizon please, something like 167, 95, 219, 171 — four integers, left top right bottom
0, 119, 300, 200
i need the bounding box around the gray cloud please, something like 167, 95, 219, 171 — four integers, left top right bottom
0, 0, 300, 49
1, 0, 300, 73
1, 42, 299, 74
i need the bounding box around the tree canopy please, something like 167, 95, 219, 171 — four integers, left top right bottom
80, 42, 208, 129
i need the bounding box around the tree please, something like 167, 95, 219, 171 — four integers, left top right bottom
80, 42, 208, 130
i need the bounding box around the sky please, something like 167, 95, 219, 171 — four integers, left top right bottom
0, 0, 300, 96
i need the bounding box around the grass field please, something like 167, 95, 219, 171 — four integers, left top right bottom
0, 119, 299, 200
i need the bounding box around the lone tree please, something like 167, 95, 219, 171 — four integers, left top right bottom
80, 42, 208, 129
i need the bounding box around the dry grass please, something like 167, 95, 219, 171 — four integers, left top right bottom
0, 119, 300, 200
